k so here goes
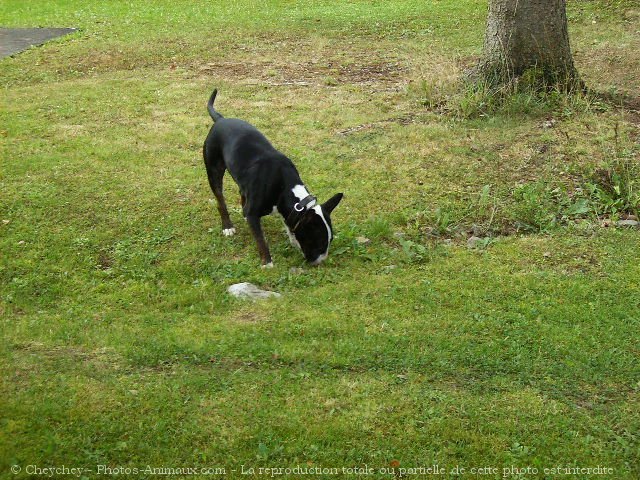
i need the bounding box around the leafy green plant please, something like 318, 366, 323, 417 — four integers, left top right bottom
585, 154, 640, 217
563, 197, 592, 218
397, 238, 429, 263
434, 206, 458, 234
510, 182, 559, 232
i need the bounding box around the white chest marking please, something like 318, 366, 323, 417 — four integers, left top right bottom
292, 184, 309, 201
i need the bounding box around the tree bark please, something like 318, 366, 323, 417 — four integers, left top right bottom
472, 0, 582, 90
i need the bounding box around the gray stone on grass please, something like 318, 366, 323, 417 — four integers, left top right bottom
227, 282, 281, 300
467, 236, 483, 248
617, 219, 639, 227
467, 236, 494, 249
356, 236, 371, 245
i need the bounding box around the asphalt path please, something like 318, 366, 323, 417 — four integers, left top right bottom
1, 27, 76, 58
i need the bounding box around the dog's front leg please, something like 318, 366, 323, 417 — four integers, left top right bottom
246, 215, 273, 267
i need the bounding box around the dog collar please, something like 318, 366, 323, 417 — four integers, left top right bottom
287, 194, 317, 232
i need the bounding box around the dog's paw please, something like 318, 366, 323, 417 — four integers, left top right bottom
261, 262, 274, 269
222, 228, 236, 237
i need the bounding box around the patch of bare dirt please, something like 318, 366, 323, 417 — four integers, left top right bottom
233, 311, 265, 323
335, 113, 419, 136
576, 42, 640, 100
195, 57, 406, 87
192, 34, 408, 88
96, 250, 114, 270
12, 342, 122, 376
335, 60, 404, 84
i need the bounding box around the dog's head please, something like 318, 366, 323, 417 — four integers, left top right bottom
290, 193, 343, 265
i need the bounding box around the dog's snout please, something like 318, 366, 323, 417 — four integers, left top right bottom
310, 253, 328, 265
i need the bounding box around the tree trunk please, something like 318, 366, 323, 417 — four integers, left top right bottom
472, 0, 582, 90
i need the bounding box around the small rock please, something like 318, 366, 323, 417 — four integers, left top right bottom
356, 236, 371, 245
227, 282, 281, 300
467, 236, 483, 248
543, 251, 552, 258
17, 240, 25, 245
541, 119, 556, 129
2, 219, 9, 225
617, 219, 639, 227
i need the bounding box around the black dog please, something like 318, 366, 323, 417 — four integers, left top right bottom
203, 89, 343, 267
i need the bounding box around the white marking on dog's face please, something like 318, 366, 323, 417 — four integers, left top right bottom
311, 251, 328, 265
222, 228, 236, 236
291, 184, 331, 264
311, 205, 331, 264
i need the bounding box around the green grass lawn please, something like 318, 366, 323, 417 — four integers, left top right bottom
1, 1, 639, 478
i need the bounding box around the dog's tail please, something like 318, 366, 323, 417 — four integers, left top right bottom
207, 89, 224, 122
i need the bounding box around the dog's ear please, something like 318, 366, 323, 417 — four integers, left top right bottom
322, 193, 343, 215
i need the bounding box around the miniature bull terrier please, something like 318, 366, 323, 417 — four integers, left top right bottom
203, 89, 343, 267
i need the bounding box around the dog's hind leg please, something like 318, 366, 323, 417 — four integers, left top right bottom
204, 144, 235, 236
